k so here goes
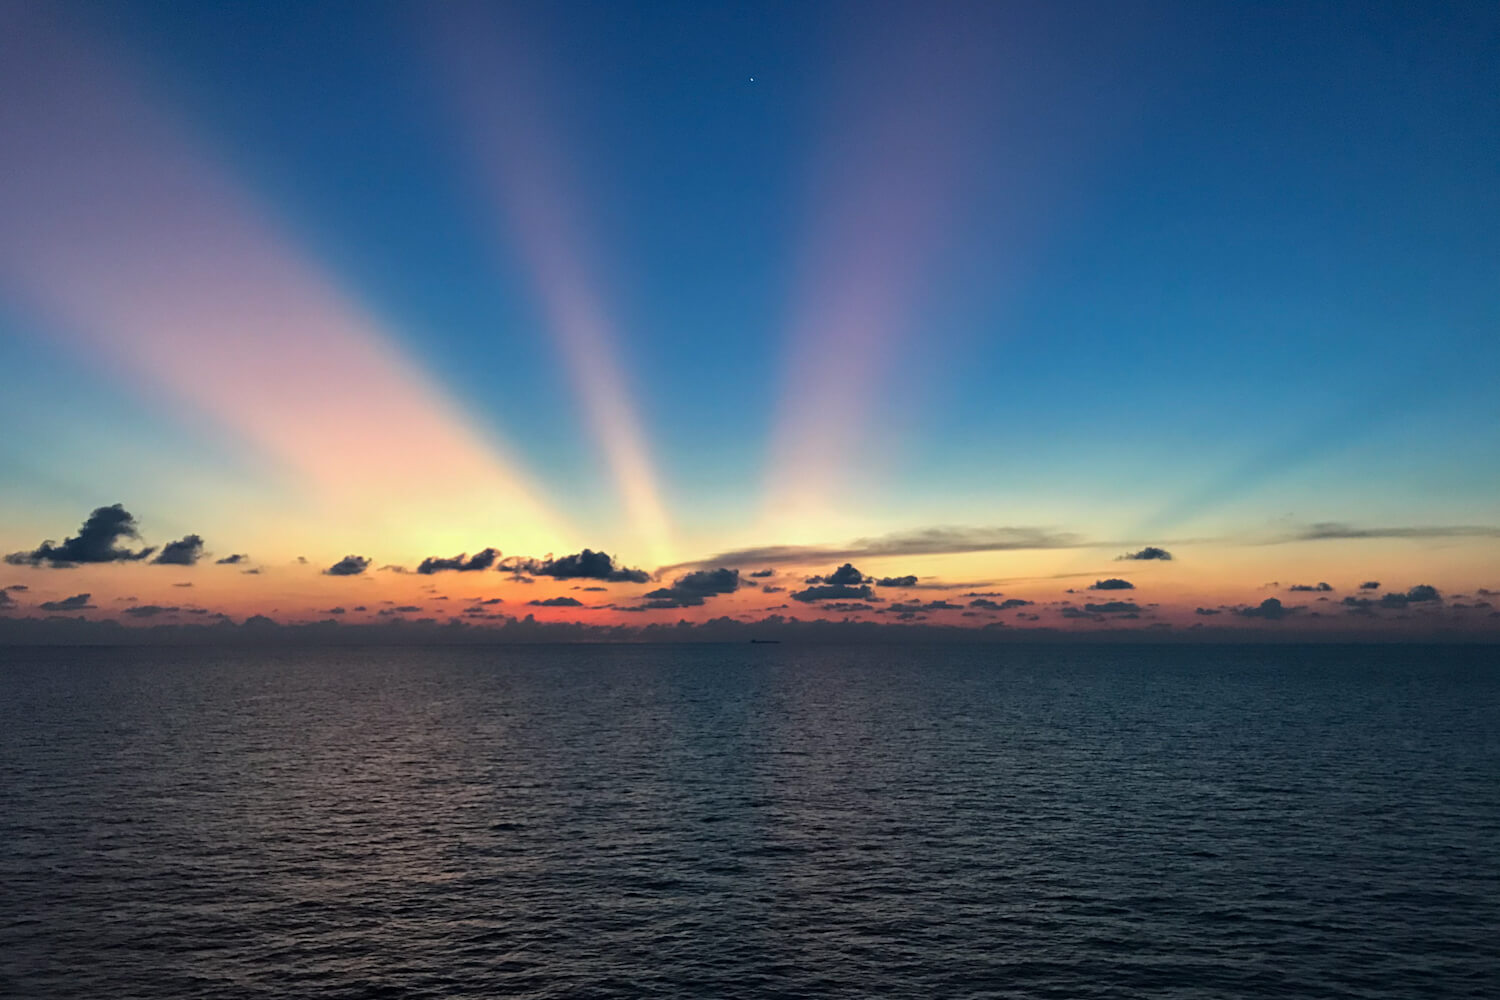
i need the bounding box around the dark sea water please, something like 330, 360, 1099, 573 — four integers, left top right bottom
1, 643, 1497, 998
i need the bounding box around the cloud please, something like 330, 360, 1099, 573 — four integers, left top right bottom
122, 605, 179, 618
1281, 523, 1500, 543
666, 526, 1100, 572
1288, 582, 1333, 592
969, 597, 1033, 611
761, 585, 785, 593
880, 600, 963, 614
1364, 584, 1443, 609
152, 534, 205, 566
820, 563, 868, 586
5, 585, 27, 591
5, 504, 156, 567
324, 607, 347, 615
378, 605, 422, 616
1118, 547, 1172, 561
324, 555, 371, 576
1359, 581, 1380, 590
1083, 601, 1140, 614
875, 575, 918, 587
40, 593, 95, 611
1237, 598, 1298, 620
792, 583, 876, 603
1088, 578, 1135, 591
502, 549, 649, 583
529, 596, 583, 607
1194, 607, 1221, 616
0, 591, 13, 609
216, 553, 248, 565
823, 602, 874, 612
416, 547, 500, 574
749, 569, 775, 578
636, 568, 742, 609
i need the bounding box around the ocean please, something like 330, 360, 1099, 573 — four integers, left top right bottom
1, 643, 1496, 998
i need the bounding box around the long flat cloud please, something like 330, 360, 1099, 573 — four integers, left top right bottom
663, 526, 1112, 572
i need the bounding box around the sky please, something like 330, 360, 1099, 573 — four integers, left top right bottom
1, 0, 1497, 641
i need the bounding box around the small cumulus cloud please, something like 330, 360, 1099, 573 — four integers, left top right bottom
1084, 601, 1140, 614
1288, 582, 1333, 592
324, 555, 371, 576
6, 504, 155, 567
1360, 581, 1380, 590
793, 583, 876, 603
1088, 578, 1135, 591
503, 550, 649, 583
152, 534, 205, 566
1237, 598, 1298, 620
40, 593, 95, 611
416, 548, 500, 574
324, 607, 347, 615
636, 568, 742, 609
1118, 547, 1172, 561
969, 597, 1033, 611
122, 605, 179, 618
749, 569, 774, 578
875, 575, 918, 587
529, 596, 583, 607
1194, 607, 1221, 616
216, 553, 248, 565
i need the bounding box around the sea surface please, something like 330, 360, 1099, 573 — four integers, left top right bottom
1, 643, 1497, 998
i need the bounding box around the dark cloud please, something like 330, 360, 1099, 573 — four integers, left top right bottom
1359, 581, 1380, 590
824, 563, 867, 586
5, 585, 27, 591
968, 597, 1033, 611
416, 548, 500, 574
502, 550, 649, 583
152, 535, 205, 566
875, 575, 918, 587
761, 585, 785, 593
880, 600, 963, 614
823, 602, 874, 613
792, 583, 876, 603
529, 596, 583, 607
172, 582, 193, 588
1479, 588, 1498, 597
1237, 598, 1298, 620
324, 555, 371, 577
1118, 547, 1173, 561
216, 553, 248, 565
580, 586, 607, 592
6, 504, 156, 567
1288, 582, 1333, 592
749, 569, 774, 578
324, 607, 347, 615
378, 564, 410, 574
1194, 607, 1221, 616
1088, 578, 1135, 591
40, 593, 95, 611
636, 568, 742, 609
123, 605, 179, 618
0, 591, 14, 609
378, 605, 422, 616
1084, 601, 1140, 614
1363, 584, 1442, 609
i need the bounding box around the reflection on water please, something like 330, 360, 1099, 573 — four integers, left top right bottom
2, 643, 1497, 997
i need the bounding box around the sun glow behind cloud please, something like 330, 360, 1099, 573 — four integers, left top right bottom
428, 3, 676, 567
0, 7, 566, 558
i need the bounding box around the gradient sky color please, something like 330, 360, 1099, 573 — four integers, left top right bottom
1, 1, 1497, 640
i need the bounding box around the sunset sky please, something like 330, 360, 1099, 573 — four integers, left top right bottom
2, 1, 1497, 640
